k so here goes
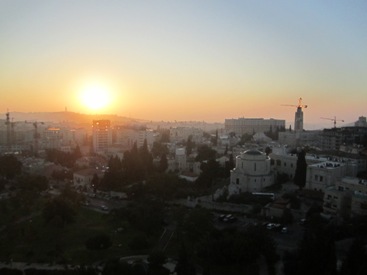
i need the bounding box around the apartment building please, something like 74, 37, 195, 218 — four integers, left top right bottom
323, 177, 367, 218
225, 118, 285, 136
92, 120, 112, 154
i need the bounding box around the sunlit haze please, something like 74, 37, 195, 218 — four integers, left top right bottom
1, 0, 366, 128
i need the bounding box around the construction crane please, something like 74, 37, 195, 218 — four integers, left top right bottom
321, 116, 344, 128
282, 97, 308, 132
281, 97, 308, 110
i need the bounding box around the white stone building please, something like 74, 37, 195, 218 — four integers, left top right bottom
73, 168, 104, 190
306, 161, 346, 192
175, 147, 187, 172
323, 177, 367, 218
228, 149, 274, 195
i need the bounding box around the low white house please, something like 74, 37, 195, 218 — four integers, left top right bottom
73, 168, 104, 190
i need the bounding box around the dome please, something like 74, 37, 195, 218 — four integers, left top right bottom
243, 149, 263, 155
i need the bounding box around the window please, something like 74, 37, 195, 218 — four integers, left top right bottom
284, 162, 287, 167
236, 178, 239, 184
315, 175, 319, 181
291, 163, 293, 168
277, 160, 281, 166
254, 163, 257, 171
320, 176, 324, 182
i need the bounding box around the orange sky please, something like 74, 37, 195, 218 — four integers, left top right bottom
1, 1, 366, 129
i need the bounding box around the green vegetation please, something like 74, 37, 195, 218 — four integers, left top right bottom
0, 205, 163, 265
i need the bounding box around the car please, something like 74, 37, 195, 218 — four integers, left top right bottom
281, 227, 288, 234
100, 205, 109, 211
266, 223, 275, 230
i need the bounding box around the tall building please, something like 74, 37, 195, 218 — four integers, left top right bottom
294, 106, 304, 132
355, 116, 367, 127
224, 118, 285, 136
292, 97, 308, 132
92, 120, 112, 154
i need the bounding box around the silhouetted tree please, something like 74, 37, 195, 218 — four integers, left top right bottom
157, 153, 168, 173
43, 197, 76, 227
147, 250, 170, 275
186, 136, 195, 156
340, 238, 367, 275
151, 141, 169, 158
0, 155, 22, 179
85, 233, 112, 250
294, 149, 307, 190
195, 145, 216, 161
175, 243, 196, 275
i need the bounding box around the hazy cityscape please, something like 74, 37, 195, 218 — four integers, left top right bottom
1, 1, 367, 275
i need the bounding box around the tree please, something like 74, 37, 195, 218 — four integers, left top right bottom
147, 250, 170, 275
0, 155, 22, 179
151, 141, 169, 158
42, 197, 76, 227
85, 234, 112, 250
17, 174, 48, 192
340, 238, 367, 275
175, 243, 196, 275
294, 149, 307, 190
157, 154, 168, 173
186, 136, 195, 156
195, 145, 216, 161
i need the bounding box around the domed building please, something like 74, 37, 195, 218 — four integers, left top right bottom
228, 149, 274, 195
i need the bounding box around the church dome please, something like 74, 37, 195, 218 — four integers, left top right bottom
244, 149, 263, 155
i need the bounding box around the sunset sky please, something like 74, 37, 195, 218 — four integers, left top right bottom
1, 0, 366, 129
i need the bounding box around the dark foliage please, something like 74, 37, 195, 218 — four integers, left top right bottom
17, 174, 48, 192
151, 141, 169, 158
195, 145, 216, 162
147, 250, 170, 275
197, 226, 277, 273
0, 155, 22, 179
340, 238, 367, 275
24, 268, 97, 275
0, 268, 23, 275
43, 197, 77, 227
85, 233, 112, 250
283, 213, 337, 275
45, 146, 81, 168
294, 150, 307, 190
110, 200, 165, 235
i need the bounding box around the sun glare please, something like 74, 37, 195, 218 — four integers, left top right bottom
80, 83, 111, 111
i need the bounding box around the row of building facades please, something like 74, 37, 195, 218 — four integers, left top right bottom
2, 113, 367, 219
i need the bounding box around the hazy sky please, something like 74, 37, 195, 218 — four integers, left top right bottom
1, 0, 366, 128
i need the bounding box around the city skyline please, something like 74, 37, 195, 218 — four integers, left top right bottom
1, 1, 366, 128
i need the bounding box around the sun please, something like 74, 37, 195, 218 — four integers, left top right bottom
80, 83, 111, 111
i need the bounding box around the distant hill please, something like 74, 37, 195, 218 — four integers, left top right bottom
0, 112, 224, 131
0, 111, 144, 125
